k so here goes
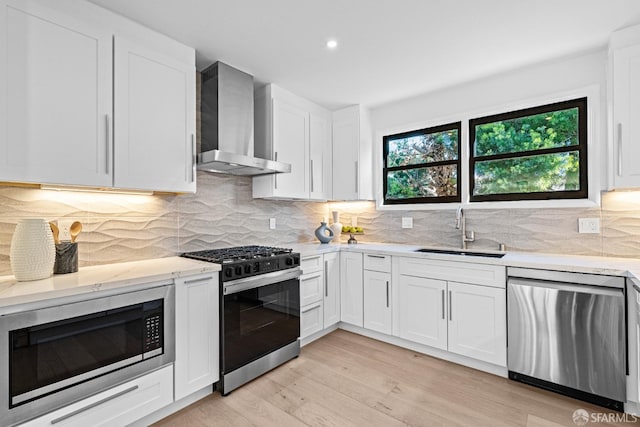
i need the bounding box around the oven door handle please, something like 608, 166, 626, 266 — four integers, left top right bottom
223, 268, 301, 295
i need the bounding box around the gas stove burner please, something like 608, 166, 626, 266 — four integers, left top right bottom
181, 245, 300, 281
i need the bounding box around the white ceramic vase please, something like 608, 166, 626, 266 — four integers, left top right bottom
331, 211, 342, 239
10, 218, 55, 281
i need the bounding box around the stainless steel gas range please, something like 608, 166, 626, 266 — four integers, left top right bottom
182, 246, 301, 395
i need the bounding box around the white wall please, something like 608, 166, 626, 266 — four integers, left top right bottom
370, 48, 608, 207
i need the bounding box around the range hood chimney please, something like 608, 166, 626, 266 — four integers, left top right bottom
198, 62, 290, 176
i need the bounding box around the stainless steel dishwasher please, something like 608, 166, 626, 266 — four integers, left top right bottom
507, 267, 626, 411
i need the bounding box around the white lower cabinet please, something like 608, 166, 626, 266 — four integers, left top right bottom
19, 365, 173, 427
363, 270, 392, 335
395, 257, 507, 367
300, 251, 341, 340
397, 275, 447, 350
174, 274, 219, 401
340, 252, 364, 327
301, 301, 324, 337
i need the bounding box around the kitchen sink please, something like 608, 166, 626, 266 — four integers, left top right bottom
415, 248, 506, 258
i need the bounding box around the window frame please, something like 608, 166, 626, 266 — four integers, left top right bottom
382, 121, 462, 205
468, 97, 588, 202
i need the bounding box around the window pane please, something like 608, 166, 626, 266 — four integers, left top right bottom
387, 129, 458, 167
386, 165, 457, 200
473, 151, 580, 195
474, 107, 579, 157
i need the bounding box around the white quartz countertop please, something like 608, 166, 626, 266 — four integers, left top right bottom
291, 241, 640, 278
0, 257, 220, 315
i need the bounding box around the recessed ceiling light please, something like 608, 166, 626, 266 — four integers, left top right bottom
326, 39, 338, 50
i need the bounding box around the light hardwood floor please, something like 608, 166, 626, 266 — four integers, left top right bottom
154, 330, 635, 426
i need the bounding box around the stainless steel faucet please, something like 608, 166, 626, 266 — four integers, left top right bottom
455, 206, 475, 250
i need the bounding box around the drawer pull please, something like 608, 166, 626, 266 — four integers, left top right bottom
632, 283, 640, 293
302, 273, 322, 281
51, 385, 139, 424
184, 276, 213, 285
301, 302, 322, 313
367, 254, 386, 259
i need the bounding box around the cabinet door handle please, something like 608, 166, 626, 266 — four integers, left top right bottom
386, 281, 389, 308
51, 385, 139, 424
617, 123, 623, 176
324, 260, 328, 297
367, 254, 385, 259
448, 290, 452, 321
355, 161, 359, 194
632, 283, 640, 293
105, 114, 111, 175
301, 302, 322, 313
274, 152, 278, 189
310, 159, 315, 193
184, 276, 213, 285
191, 134, 197, 183
441, 289, 445, 320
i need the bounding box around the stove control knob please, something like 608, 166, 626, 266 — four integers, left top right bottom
224, 267, 233, 278
235, 266, 243, 276
244, 264, 252, 274
285, 256, 294, 266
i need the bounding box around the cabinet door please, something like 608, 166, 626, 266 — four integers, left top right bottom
612, 44, 640, 188
174, 274, 219, 401
1, 0, 112, 186
332, 110, 359, 200
340, 252, 363, 327
447, 281, 506, 366
114, 37, 196, 192
397, 275, 447, 350
309, 111, 332, 200
323, 252, 340, 327
363, 270, 392, 334
272, 98, 309, 198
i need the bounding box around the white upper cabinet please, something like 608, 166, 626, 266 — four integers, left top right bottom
610, 24, 640, 189
0, 0, 112, 187
0, 0, 196, 192
332, 105, 373, 201
114, 37, 196, 192
253, 84, 332, 200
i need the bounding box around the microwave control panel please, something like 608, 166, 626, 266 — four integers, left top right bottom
144, 313, 162, 353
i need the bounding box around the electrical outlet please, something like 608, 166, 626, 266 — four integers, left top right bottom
269, 218, 276, 230
58, 219, 73, 241
402, 217, 413, 229
578, 218, 600, 234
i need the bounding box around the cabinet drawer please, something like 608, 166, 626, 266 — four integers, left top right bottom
301, 301, 323, 338
398, 257, 506, 288
301, 254, 323, 274
363, 253, 391, 273
300, 271, 324, 306
19, 365, 173, 427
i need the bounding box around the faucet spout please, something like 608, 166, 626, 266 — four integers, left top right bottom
455, 206, 475, 250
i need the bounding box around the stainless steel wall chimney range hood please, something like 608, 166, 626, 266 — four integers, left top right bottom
198, 62, 291, 176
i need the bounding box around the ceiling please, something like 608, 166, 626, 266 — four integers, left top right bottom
89, 0, 640, 110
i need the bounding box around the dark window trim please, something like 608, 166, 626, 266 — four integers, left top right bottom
468, 97, 588, 202
383, 122, 461, 205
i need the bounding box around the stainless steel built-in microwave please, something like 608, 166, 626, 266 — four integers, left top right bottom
0, 284, 175, 426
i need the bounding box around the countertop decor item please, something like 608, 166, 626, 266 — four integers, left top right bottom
347, 234, 358, 245
54, 242, 78, 274
10, 218, 55, 281
330, 211, 342, 239
49, 222, 60, 244
70, 221, 82, 243
314, 222, 334, 244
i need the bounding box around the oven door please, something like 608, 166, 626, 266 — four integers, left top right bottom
222, 268, 300, 374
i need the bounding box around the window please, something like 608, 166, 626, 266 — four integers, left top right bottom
383, 122, 461, 204
469, 98, 587, 202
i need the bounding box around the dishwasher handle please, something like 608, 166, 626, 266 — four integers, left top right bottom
508, 277, 625, 298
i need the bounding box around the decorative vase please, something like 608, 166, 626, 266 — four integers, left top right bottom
10, 218, 56, 281
314, 222, 334, 244
331, 211, 342, 238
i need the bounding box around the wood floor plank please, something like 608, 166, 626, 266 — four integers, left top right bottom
154, 330, 632, 427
